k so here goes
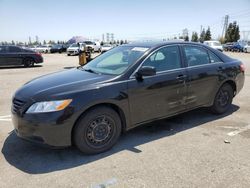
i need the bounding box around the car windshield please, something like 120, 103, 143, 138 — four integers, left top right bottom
70, 43, 78, 47
82, 46, 149, 75
53, 44, 61, 48
84, 41, 93, 45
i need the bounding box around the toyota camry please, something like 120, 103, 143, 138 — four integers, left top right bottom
12, 41, 245, 154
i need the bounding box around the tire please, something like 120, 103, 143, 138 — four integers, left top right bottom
23, 58, 34, 67
73, 106, 122, 154
210, 83, 234, 114
67, 54, 70, 56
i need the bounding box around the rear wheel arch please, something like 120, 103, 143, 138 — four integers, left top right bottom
23, 57, 35, 67
71, 103, 127, 145
222, 80, 236, 96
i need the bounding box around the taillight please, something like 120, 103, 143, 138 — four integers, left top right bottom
36, 52, 41, 56
240, 63, 245, 72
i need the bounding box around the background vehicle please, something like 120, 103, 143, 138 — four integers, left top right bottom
0, 45, 43, 67
243, 41, 250, 53
231, 42, 244, 52
12, 42, 244, 154
83, 41, 101, 52
223, 42, 233, 51
34, 45, 52, 53
204, 40, 223, 52
101, 44, 113, 53
50, 44, 68, 53
93, 41, 101, 52
67, 43, 84, 56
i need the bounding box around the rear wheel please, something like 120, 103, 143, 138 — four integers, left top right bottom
23, 58, 34, 67
210, 84, 234, 114
73, 106, 122, 154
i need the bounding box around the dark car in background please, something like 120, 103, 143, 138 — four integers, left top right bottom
223, 42, 234, 51
231, 42, 244, 52
12, 42, 245, 154
50, 44, 68, 53
0, 45, 43, 67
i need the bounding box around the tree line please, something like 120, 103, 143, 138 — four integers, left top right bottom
190, 21, 240, 43
1, 39, 129, 46
1, 21, 241, 46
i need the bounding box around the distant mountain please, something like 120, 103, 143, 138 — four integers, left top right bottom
67, 36, 88, 44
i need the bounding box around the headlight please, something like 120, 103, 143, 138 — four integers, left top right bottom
26, 99, 72, 113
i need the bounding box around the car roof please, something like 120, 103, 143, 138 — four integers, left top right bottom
123, 41, 206, 49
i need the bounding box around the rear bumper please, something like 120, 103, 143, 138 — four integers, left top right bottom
235, 72, 245, 95
11, 109, 74, 147
34, 56, 43, 63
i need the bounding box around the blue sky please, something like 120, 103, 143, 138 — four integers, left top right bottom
0, 0, 250, 42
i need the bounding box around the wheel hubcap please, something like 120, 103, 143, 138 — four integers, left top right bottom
217, 90, 229, 107
86, 115, 113, 146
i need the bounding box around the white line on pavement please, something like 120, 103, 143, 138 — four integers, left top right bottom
0, 115, 11, 118
0, 115, 11, 122
0, 119, 11, 121
227, 124, 250, 136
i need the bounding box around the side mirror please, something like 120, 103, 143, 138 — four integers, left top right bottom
135, 66, 156, 79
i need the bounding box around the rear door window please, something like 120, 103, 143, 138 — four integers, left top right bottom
183, 46, 210, 67
0, 46, 7, 53
9, 46, 22, 52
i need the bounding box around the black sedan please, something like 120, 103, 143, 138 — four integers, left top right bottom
50, 44, 68, 53
12, 42, 245, 154
0, 45, 43, 67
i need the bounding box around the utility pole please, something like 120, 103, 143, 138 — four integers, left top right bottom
28, 36, 31, 45
222, 15, 229, 38
200, 25, 203, 35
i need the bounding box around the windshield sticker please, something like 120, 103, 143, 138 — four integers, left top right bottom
131, 47, 149, 52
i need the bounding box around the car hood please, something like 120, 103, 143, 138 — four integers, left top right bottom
67, 47, 78, 50
14, 68, 114, 101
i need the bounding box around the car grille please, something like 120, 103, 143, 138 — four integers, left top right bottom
12, 98, 25, 113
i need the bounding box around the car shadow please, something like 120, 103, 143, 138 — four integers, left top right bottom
2, 105, 239, 174
0, 65, 42, 69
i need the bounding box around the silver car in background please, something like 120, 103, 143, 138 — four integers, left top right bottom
204, 40, 223, 52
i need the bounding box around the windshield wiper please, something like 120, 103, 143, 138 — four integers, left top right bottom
81, 68, 99, 74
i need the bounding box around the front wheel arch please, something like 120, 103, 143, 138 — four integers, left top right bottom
71, 103, 127, 146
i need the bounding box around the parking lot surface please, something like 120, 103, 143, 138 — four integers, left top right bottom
0, 52, 250, 188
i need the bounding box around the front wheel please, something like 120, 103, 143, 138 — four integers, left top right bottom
210, 84, 234, 114
73, 106, 122, 154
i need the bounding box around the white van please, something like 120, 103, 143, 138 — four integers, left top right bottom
204, 41, 223, 52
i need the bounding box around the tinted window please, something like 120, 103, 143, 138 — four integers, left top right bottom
208, 51, 221, 63
0, 46, 7, 53
9, 46, 22, 52
143, 46, 181, 72
184, 46, 210, 66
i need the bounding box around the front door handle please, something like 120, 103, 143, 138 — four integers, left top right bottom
176, 74, 187, 82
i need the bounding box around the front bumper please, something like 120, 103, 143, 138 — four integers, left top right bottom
12, 109, 74, 147
67, 50, 79, 55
